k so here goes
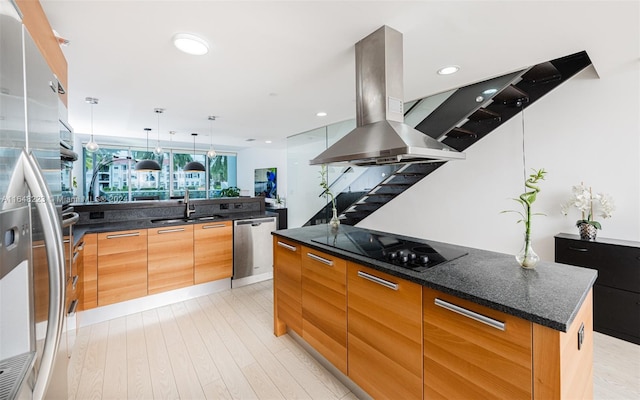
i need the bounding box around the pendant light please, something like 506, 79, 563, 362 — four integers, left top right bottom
85, 97, 100, 153
135, 128, 161, 171
154, 108, 164, 155
207, 115, 217, 158
184, 133, 205, 172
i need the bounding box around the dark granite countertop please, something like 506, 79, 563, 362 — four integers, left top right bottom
273, 225, 597, 332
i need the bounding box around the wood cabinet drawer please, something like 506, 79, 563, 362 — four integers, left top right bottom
274, 238, 302, 335
594, 284, 640, 344
555, 237, 640, 292
301, 246, 347, 374
148, 225, 194, 294
97, 230, 148, 306
194, 221, 233, 284
423, 287, 532, 399
348, 263, 423, 400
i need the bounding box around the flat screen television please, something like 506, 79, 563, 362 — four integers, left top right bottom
254, 167, 277, 198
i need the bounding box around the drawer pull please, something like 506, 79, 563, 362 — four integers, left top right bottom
307, 252, 333, 266
277, 241, 297, 252
435, 298, 506, 331
72, 275, 79, 290
202, 224, 226, 229
72, 251, 79, 264
106, 232, 140, 239
67, 299, 78, 316
158, 228, 185, 234
357, 271, 398, 291
76, 241, 85, 251
568, 247, 588, 252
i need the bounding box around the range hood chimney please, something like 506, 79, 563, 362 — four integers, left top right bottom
310, 26, 465, 166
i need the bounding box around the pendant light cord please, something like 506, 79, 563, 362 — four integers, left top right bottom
521, 104, 527, 191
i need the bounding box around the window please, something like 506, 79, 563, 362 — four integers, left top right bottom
83, 146, 237, 201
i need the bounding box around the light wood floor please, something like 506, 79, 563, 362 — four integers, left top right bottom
68, 280, 640, 399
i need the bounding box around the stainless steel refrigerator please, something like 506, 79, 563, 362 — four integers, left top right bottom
0, 1, 67, 399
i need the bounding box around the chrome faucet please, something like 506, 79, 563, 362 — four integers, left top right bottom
184, 188, 196, 218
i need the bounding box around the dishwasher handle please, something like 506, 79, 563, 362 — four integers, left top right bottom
235, 217, 276, 227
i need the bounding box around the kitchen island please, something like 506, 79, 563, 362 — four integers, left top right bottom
272, 224, 597, 399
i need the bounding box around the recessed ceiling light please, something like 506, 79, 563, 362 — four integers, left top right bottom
437, 65, 460, 75
316, 112, 327, 117
265, 140, 272, 144
172, 33, 209, 55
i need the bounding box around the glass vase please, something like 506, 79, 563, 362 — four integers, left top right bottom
516, 237, 539, 269
329, 207, 340, 230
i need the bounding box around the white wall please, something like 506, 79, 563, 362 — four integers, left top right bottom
236, 147, 287, 202
359, 53, 640, 261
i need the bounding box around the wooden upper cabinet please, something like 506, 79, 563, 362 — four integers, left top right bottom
301, 246, 347, 374
97, 229, 148, 306
347, 262, 423, 400
148, 225, 194, 295
15, 0, 68, 105
423, 287, 533, 400
194, 221, 233, 284
273, 237, 302, 336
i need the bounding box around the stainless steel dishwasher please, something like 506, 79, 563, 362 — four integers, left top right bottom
232, 216, 277, 287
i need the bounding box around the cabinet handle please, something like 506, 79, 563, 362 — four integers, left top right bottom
72, 275, 79, 290
568, 246, 588, 252
357, 271, 398, 291
202, 224, 226, 229
158, 228, 185, 234
435, 298, 506, 331
106, 232, 140, 239
67, 299, 78, 316
76, 241, 85, 251
277, 241, 297, 252
63, 239, 71, 244
72, 251, 79, 264
307, 252, 333, 266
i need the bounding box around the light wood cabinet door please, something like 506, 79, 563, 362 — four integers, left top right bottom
82, 233, 97, 309
194, 221, 232, 284
347, 262, 423, 400
423, 287, 532, 399
148, 225, 194, 294
301, 246, 347, 374
273, 238, 302, 336
97, 230, 148, 306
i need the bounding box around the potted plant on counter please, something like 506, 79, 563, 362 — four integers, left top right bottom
320, 165, 340, 229
502, 168, 547, 269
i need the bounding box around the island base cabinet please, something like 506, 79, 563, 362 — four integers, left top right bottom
301, 246, 347, 374
82, 233, 97, 310
274, 238, 302, 336
148, 225, 194, 294
533, 290, 593, 400
97, 230, 148, 306
347, 263, 423, 400
423, 287, 533, 400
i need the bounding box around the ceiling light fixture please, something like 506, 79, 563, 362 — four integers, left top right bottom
154, 108, 164, 155
437, 65, 460, 75
265, 140, 272, 144
85, 97, 100, 153
184, 133, 206, 172
173, 33, 209, 55
316, 112, 327, 117
135, 128, 161, 171
207, 116, 217, 158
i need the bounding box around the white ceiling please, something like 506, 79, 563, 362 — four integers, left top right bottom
40, 1, 623, 152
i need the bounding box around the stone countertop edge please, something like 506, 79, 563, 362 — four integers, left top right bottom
72, 210, 278, 247
273, 225, 598, 332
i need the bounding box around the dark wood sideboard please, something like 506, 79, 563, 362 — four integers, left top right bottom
555, 233, 640, 344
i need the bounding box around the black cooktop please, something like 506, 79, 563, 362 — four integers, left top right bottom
311, 231, 467, 272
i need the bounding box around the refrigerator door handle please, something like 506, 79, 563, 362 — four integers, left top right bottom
21, 151, 66, 400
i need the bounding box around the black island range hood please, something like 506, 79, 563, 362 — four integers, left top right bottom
310, 25, 594, 167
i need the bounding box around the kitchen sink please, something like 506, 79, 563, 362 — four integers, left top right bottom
150, 215, 225, 224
